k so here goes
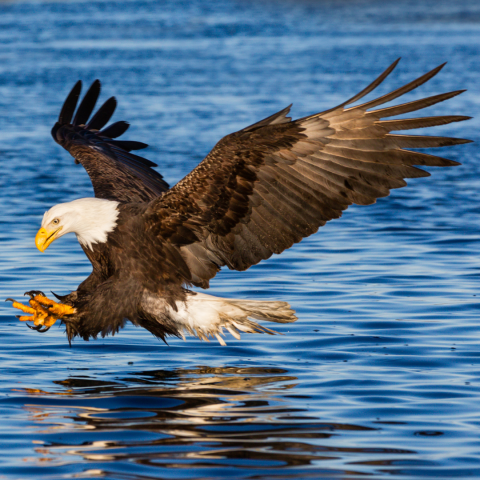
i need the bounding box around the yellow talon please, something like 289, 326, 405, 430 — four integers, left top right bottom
7, 292, 76, 332
10, 301, 36, 315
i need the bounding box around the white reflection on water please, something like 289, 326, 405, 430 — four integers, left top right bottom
18, 366, 402, 477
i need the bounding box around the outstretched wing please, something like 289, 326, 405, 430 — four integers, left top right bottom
146, 59, 472, 288
52, 80, 169, 202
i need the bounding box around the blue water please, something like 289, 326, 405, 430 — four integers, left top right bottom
1, 0, 480, 478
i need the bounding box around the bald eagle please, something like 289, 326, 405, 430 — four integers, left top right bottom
8, 59, 471, 345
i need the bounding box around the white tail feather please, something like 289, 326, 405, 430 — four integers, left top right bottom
142, 292, 296, 345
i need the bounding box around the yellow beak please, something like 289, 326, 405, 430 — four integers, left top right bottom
35, 226, 62, 252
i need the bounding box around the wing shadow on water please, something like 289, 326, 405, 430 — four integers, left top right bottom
17, 366, 415, 479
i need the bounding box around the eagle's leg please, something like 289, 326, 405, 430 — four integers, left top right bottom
6, 292, 76, 332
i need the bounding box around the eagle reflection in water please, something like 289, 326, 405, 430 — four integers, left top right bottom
18, 366, 399, 475
7, 59, 471, 345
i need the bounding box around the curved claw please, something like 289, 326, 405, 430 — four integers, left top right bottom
26, 323, 41, 331
24, 290, 45, 299
5, 298, 15, 303
26, 323, 50, 333
52, 291, 66, 301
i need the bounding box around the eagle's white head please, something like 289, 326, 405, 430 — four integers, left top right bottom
36, 198, 120, 252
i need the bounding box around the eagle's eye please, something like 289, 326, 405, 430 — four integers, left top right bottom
52, 218, 60, 225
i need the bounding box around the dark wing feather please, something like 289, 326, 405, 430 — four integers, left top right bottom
146, 60, 471, 288
241, 104, 292, 131
73, 80, 100, 126
58, 80, 82, 125
101, 121, 130, 138
52, 80, 169, 202
108, 140, 149, 152
86, 96, 117, 130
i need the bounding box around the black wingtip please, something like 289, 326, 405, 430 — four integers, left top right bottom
109, 140, 149, 151
73, 79, 102, 126
87, 96, 117, 130
58, 80, 82, 125
100, 120, 130, 139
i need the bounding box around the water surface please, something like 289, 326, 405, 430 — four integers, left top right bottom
1, 0, 480, 478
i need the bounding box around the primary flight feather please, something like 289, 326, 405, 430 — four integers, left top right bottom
8, 59, 472, 344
